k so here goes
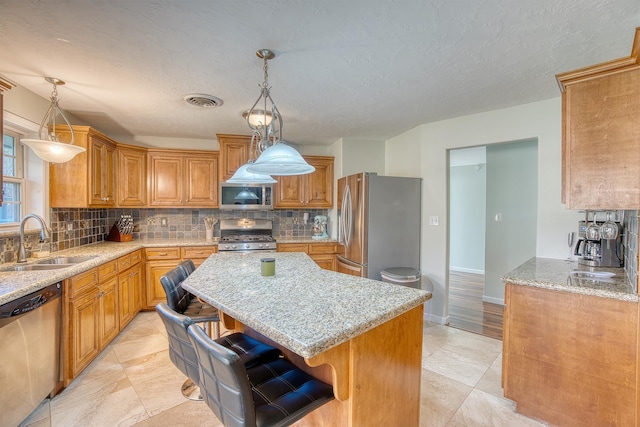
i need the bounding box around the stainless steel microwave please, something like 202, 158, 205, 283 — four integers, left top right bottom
219, 183, 273, 210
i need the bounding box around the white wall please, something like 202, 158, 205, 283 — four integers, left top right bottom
385, 98, 583, 323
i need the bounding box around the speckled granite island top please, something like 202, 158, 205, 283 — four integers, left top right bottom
181, 252, 432, 359
0, 239, 217, 305
502, 257, 637, 302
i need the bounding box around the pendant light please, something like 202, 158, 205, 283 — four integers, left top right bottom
21, 77, 85, 163
226, 132, 276, 184
242, 49, 315, 177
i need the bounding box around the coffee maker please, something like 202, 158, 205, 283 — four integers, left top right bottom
574, 212, 624, 268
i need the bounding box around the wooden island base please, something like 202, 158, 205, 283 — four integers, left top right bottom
222, 305, 425, 427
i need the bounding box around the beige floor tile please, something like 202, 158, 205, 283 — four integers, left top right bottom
475, 353, 503, 398
131, 370, 190, 416
448, 389, 546, 427
58, 348, 128, 397
423, 347, 492, 388
121, 349, 179, 386
51, 384, 149, 427
132, 400, 224, 427
420, 368, 473, 427
18, 399, 50, 427
111, 331, 171, 363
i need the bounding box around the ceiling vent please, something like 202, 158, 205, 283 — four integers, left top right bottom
183, 93, 224, 108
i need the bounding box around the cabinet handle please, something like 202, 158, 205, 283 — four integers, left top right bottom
158, 252, 168, 256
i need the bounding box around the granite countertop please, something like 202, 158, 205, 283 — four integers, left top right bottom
0, 238, 218, 305
502, 257, 637, 302
182, 252, 432, 359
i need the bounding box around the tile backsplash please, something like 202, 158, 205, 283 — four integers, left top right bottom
0, 208, 330, 263
624, 210, 639, 292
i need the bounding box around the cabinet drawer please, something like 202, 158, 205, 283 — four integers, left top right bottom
130, 250, 142, 265
308, 242, 337, 255
181, 246, 217, 259
117, 254, 132, 271
145, 247, 180, 260
276, 243, 308, 253
69, 268, 99, 297
98, 260, 118, 280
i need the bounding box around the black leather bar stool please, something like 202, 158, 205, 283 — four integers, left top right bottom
156, 303, 281, 401
159, 264, 220, 338
187, 323, 334, 427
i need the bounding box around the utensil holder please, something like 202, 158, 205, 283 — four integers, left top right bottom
205, 228, 213, 242
106, 223, 133, 242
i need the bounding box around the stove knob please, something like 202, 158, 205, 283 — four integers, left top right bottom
245, 243, 250, 249
258, 243, 264, 249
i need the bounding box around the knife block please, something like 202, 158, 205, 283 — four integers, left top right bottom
106, 223, 133, 242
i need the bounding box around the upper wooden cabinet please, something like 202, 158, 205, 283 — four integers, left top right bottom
274, 156, 334, 208
217, 134, 252, 182
50, 126, 117, 208
556, 28, 640, 209
148, 150, 219, 207
117, 144, 146, 207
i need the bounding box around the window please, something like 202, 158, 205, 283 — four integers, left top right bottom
1, 130, 24, 224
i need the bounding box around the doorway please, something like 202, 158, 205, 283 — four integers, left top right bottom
448, 140, 538, 340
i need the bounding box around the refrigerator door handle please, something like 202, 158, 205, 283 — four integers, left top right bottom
339, 185, 347, 245
344, 184, 353, 249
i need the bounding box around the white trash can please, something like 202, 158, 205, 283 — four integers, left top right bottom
380, 267, 421, 289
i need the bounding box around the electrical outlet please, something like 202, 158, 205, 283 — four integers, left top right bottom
66, 222, 73, 231
160, 217, 168, 227
429, 216, 439, 226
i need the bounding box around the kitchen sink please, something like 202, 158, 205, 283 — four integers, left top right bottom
2, 264, 72, 271
34, 256, 97, 265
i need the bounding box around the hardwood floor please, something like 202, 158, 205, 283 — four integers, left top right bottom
448, 270, 504, 340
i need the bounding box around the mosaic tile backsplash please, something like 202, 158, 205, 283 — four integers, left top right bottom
0, 207, 330, 262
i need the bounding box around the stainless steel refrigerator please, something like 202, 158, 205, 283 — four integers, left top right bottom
337, 172, 422, 280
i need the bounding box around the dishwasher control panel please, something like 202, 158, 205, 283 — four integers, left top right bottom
0, 282, 61, 318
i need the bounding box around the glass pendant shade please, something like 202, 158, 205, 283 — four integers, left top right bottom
226, 162, 276, 184
242, 110, 274, 128
246, 143, 316, 176
24, 77, 86, 163
21, 139, 85, 163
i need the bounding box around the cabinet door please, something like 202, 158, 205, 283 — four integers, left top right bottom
185, 154, 219, 206
305, 157, 333, 208
89, 136, 116, 207
274, 175, 305, 207
118, 270, 132, 327
145, 260, 179, 309
98, 276, 119, 346
130, 263, 143, 314
218, 134, 250, 181
148, 154, 183, 206
310, 254, 336, 271
69, 289, 100, 378
118, 147, 147, 206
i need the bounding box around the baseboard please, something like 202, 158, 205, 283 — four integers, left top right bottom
424, 311, 447, 324
449, 266, 485, 275
482, 295, 505, 305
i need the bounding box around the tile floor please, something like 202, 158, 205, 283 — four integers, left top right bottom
19, 312, 546, 427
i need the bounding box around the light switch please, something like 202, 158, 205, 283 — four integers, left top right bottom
495, 213, 502, 222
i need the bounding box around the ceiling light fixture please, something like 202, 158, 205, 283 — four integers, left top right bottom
242, 49, 315, 177
21, 77, 85, 163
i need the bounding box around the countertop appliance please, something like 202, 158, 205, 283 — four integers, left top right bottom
337, 172, 422, 280
219, 183, 273, 210
218, 218, 276, 252
0, 282, 62, 427
575, 219, 624, 268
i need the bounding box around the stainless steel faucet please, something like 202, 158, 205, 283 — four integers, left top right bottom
17, 214, 51, 263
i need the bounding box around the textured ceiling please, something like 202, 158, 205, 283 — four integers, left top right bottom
0, 0, 638, 146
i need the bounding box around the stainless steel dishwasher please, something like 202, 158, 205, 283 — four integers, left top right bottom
0, 282, 62, 427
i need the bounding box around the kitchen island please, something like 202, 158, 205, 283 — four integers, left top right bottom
181, 252, 432, 427
502, 257, 638, 427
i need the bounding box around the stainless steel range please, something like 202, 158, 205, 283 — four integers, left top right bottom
218, 219, 276, 252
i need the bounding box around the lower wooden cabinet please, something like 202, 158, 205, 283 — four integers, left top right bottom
118, 250, 143, 329
65, 266, 119, 381
143, 246, 217, 309
276, 242, 338, 271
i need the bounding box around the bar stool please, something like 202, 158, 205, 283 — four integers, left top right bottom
187, 323, 334, 427
159, 265, 220, 338
176, 258, 220, 338
156, 303, 281, 401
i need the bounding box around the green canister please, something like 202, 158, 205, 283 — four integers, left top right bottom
261, 257, 275, 276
